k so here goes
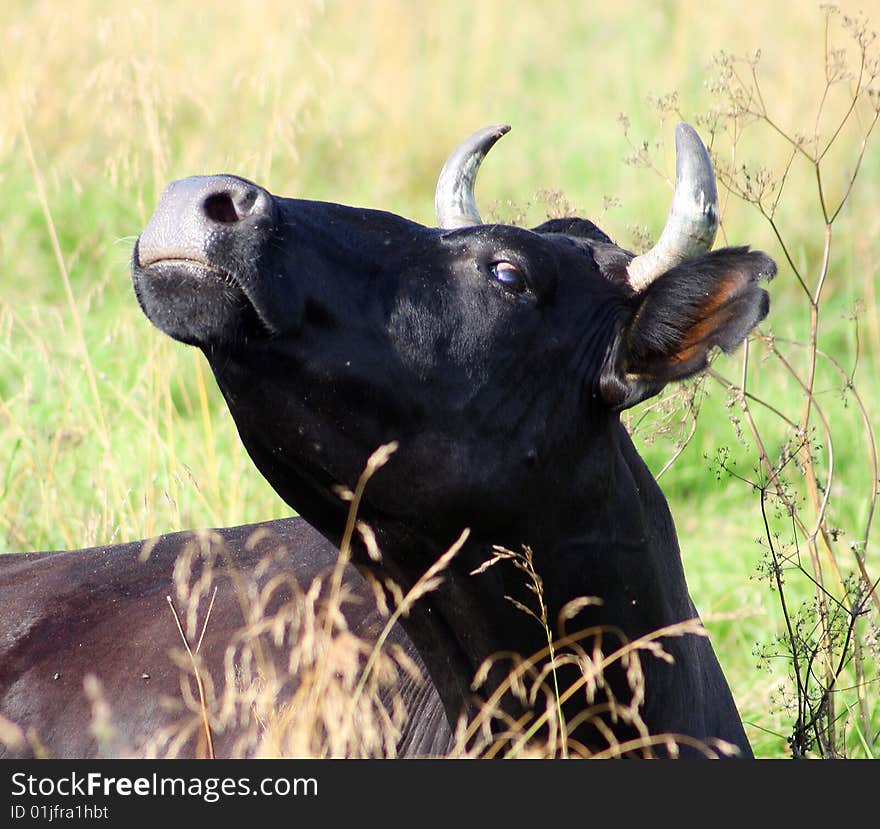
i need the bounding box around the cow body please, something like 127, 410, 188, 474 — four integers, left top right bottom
2, 124, 772, 758
0, 519, 450, 758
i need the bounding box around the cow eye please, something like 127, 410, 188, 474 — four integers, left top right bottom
490, 261, 526, 294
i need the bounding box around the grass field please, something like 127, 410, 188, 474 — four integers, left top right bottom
1, 0, 878, 758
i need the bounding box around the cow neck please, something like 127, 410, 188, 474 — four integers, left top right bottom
354, 418, 699, 751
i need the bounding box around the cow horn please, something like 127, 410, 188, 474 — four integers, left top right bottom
626, 122, 719, 291
435, 124, 511, 228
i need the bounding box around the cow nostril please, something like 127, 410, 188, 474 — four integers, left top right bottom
203, 192, 241, 224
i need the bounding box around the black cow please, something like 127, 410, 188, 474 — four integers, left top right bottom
129, 122, 774, 758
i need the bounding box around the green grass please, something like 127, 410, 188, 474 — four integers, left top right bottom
1, 0, 878, 758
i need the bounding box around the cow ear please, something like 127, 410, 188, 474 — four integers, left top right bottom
599, 247, 776, 411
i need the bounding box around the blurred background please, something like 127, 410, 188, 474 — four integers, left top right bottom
1, 0, 877, 757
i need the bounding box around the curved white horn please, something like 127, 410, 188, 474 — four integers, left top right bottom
626, 122, 719, 291
435, 124, 510, 228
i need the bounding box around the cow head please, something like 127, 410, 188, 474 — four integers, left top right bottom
132, 124, 773, 552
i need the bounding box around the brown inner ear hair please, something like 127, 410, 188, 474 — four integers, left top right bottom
667, 270, 752, 366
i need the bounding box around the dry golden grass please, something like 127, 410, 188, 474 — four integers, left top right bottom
70, 524, 739, 760
0, 448, 741, 760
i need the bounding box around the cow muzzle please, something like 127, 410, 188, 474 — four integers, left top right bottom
136, 174, 273, 270
133, 174, 285, 348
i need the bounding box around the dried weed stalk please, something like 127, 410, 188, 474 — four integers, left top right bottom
623, 4, 880, 757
